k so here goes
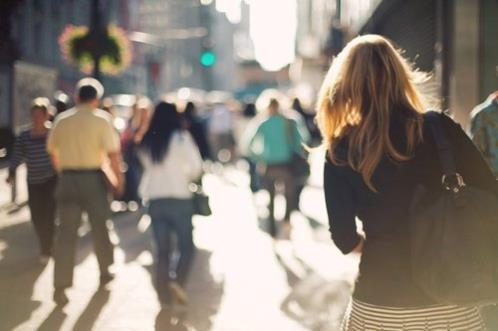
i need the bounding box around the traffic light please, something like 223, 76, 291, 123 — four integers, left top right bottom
200, 49, 216, 67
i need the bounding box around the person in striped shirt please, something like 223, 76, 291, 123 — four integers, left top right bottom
6, 97, 57, 264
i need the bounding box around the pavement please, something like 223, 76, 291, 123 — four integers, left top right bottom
2, 155, 498, 331
0, 154, 360, 331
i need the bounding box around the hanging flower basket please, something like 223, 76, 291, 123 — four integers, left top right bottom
59, 25, 132, 75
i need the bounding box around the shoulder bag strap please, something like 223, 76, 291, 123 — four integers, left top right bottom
283, 116, 296, 151
425, 111, 464, 191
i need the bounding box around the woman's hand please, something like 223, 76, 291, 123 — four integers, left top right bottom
5, 175, 14, 185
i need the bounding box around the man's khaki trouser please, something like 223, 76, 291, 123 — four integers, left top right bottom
53, 170, 114, 289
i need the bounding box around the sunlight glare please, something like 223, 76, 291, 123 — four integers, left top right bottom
249, 0, 297, 71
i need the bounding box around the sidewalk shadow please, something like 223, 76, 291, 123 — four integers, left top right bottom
274, 247, 352, 331
154, 248, 224, 331
111, 208, 153, 264
0, 221, 45, 331
0, 214, 97, 330
54, 208, 148, 268
2, 200, 29, 215
36, 307, 66, 331
72, 288, 111, 331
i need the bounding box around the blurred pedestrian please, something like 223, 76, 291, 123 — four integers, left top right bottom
101, 97, 116, 116
470, 91, 498, 176
316, 35, 493, 330
138, 102, 202, 307
209, 102, 235, 163
238, 103, 260, 193
121, 97, 152, 204
243, 102, 256, 118
287, 98, 313, 212
54, 91, 70, 117
47, 78, 124, 306
6, 97, 57, 264
292, 97, 321, 145
128, 96, 152, 145
184, 101, 212, 160
243, 90, 309, 239
470, 91, 498, 328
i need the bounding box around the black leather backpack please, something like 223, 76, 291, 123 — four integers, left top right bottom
409, 112, 498, 305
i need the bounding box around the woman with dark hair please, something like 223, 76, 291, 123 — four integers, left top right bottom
138, 101, 203, 307
183, 101, 212, 160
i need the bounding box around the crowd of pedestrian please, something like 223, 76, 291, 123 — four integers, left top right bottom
4, 34, 498, 329
5, 77, 318, 310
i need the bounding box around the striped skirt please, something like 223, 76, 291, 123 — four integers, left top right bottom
341, 299, 487, 331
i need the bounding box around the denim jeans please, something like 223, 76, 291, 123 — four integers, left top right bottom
148, 198, 194, 302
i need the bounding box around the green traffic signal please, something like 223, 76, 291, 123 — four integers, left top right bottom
200, 50, 216, 67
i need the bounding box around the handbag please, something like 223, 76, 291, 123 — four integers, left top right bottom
190, 180, 212, 216
409, 112, 498, 305
192, 191, 211, 216
284, 118, 310, 179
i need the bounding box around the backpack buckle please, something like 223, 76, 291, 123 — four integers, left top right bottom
442, 173, 466, 193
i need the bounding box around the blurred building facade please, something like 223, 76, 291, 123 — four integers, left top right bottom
0, 0, 142, 132
292, 0, 339, 93
233, 1, 290, 102
0, 0, 241, 134
292, 0, 498, 126
136, 0, 237, 98
341, 0, 498, 127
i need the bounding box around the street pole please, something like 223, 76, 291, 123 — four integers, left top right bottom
90, 0, 103, 81
200, 4, 213, 91
0, 0, 22, 203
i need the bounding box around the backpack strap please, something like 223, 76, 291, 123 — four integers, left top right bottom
283, 116, 297, 152
425, 111, 465, 192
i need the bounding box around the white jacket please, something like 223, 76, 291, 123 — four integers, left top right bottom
139, 131, 203, 200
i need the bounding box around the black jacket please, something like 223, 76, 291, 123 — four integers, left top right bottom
324, 111, 498, 306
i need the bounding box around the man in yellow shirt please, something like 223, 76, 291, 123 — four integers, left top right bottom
47, 78, 124, 305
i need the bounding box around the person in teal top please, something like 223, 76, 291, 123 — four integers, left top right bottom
242, 91, 310, 239
245, 110, 309, 164
471, 91, 498, 177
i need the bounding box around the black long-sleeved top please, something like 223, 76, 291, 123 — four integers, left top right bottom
324, 111, 498, 307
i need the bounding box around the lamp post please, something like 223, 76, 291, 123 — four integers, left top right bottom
0, 0, 21, 126
89, 0, 106, 81
0, 0, 22, 202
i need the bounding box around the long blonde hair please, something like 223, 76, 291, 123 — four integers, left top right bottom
316, 34, 428, 191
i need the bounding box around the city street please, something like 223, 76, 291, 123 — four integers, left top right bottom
0, 1, 496, 330
0, 156, 359, 331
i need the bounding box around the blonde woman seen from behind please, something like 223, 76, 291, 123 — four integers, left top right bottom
316, 35, 497, 330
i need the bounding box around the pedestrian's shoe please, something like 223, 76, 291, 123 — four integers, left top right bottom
53, 288, 68, 306
99, 270, 115, 287
39, 255, 50, 265
168, 282, 189, 305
